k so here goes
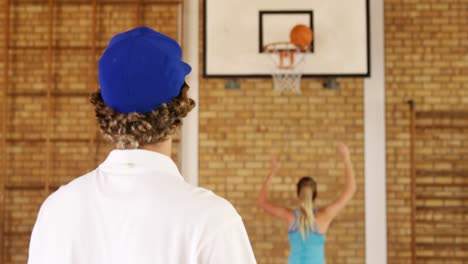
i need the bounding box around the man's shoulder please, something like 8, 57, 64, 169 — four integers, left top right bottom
40, 171, 96, 213
181, 185, 241, 223
55, 170, 95, 194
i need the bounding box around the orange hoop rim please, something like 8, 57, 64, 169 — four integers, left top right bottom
263, 42, 309, 70
263, 41, 311, 53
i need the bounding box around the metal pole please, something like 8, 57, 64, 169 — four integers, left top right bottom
89, 0, 97, 170
45, 0, 55, 194
136, 0, 142, 26
0, 0, 11, 261
408, 100, 416, 264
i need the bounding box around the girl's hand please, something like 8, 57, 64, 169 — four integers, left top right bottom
337, 143, 350, 160
270, 156, 281, 174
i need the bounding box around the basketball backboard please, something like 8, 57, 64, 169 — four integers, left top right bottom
204, 0, 370, 78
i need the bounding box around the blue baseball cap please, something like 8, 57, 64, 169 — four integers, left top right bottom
98, 26, 191, 114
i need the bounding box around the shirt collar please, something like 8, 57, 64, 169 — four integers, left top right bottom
98, 149, 183, 180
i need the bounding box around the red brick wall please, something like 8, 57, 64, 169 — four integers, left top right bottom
385, 0, 468, 263
2, 1, 366, 263
1, 2, 182, 263
198, 2, 366, 263
197, 79, 366, 264
4, 0, 465, 263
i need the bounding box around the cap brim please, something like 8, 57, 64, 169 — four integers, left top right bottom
182, 62, 192, 75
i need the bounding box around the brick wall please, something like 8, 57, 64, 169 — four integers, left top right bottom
1, 2, 182, 263
385, 0, 468, 263
198, 2, 365, 263
5, 0, 466, 263
197, 79, 366, 264
3, 1, 366, 263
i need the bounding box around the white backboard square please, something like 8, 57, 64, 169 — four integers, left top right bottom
260, 11, 314, 53
204, 0, 370, 78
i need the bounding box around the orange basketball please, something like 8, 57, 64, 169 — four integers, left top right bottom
290, 24, 313, 48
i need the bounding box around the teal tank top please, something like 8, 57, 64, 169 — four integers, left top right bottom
288, 209, 326, 264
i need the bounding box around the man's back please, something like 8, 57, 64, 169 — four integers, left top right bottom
28, 150, 256, 264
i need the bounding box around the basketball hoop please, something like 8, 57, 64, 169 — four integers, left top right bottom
264, 42, 308, 94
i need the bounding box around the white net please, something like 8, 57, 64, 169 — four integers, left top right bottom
264, 42, 307, 94
271, 69, 303, 94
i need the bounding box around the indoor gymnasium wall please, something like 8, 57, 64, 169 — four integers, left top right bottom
1, 0, 5, 143
385, 0, 468, 263
197, 1, 366, 263
2, 1, 367, 264
0, 1, 182, 263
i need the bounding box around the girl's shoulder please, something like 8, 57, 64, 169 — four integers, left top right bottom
314, 208, 331, 234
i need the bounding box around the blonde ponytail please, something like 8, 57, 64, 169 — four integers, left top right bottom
296, 177, 318, 240
298, 185, 315, 239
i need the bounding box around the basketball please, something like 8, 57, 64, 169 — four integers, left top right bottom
290, 24, 313, 48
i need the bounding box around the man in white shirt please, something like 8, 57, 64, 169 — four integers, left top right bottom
28, 26, 257, 264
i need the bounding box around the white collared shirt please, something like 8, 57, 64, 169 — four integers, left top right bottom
28, 150, 257, 264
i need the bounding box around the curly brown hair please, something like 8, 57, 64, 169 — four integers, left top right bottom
90, 83, 195, 149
